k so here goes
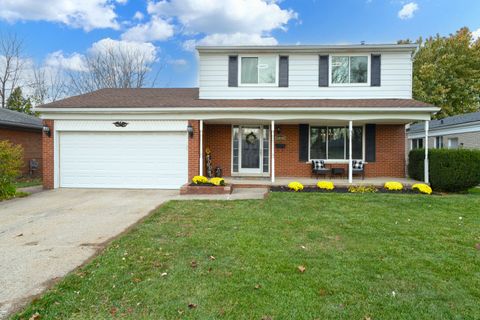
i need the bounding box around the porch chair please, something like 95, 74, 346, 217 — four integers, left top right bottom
351, 160, 365, 180
311, 160, 330, 178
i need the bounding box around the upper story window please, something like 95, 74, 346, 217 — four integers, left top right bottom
240, 56, 277, 85
331, 55, 369, 85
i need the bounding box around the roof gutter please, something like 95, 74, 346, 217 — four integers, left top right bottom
37, 106, 440, 115
196, 44, 418, 54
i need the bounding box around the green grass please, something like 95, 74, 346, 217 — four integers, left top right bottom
14, 177, 42, 188
13, 193, 480, 319
468, 187, 480, 195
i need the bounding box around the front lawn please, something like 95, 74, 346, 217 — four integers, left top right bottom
14, 193, 480, 319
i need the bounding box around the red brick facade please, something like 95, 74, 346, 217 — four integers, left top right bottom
42, 120, 54, 189
41, 120, 406, 189
204, 124, 232, 177
188, 120, 200, 180
195, 123, 406, 179
0, 127, 42, 177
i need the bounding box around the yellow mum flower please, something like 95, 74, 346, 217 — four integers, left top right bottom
192, 175, 208, 184
209, 177, 225, 186
412, 183, 432, 195
317, 181, 334, 190
288, 181, 304, 192
384, 181, 403, 191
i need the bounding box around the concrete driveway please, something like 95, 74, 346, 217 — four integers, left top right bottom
0, 188, 177, 318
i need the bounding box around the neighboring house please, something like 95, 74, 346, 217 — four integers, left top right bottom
37, 44, 439, 190
0, 108, 43, 177
407, 111, 480, 151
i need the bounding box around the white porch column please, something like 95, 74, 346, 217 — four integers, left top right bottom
271, 120, 275, 183
348, 120, 353, 184
424, 120, 429, 184
199, 120, 204, 176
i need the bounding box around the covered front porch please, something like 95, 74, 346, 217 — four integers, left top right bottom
192, 107, 436, 185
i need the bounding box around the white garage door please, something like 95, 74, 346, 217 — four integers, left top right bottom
59, 131, 188, 189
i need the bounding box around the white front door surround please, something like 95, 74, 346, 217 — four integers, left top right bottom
238, 125, 264, 174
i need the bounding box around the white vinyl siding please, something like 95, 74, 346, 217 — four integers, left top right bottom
199, 52, 412, 99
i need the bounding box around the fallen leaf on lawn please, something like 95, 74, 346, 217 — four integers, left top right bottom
133, 278, 141, 283
188, 303, 197, 309
110, 307, 117, 316
29, 312, 41, 320
161, 272, 168, 277
254, 284, 262, 289
364, 316, 372, 320
319, 289, 327, 296
300, 245, 306, 249
191, 260, 197, 268
298, 265, 306, 273
209, 255, 216, 260
177, 309, 184, 315
475, 243, 480, 250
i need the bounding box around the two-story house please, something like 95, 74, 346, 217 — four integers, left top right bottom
37, 44, 438, 190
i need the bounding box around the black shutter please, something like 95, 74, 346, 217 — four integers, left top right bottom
299, 124, 309, 162
365, 124, 376, 162
279, 56, 289, 87
318, 55, 329, 87
371, 54, 381, 87
228, 56, 238, 87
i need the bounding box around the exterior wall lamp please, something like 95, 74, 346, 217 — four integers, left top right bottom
187, 124, 194, 138
42, 125, 51, 137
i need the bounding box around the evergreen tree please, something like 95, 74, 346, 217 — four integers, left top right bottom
6, 87, 35, 115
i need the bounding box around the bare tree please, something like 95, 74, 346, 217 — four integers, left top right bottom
31, 66, 67, 105
0, 32, 26, 108
67, 44, 160, 95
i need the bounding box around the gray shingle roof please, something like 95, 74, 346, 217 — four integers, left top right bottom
408, 111, 480, 133
36, 88, 436, 109
0, 108, 42, 130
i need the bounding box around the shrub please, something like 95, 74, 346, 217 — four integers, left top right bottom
192, 175, 208, 184
412, 183, 432, 195
408, 149, 480, 192
317, 181, 334, 190
348, 185, 378, 193
209, 177, 225, 186
288, 182, 304, 192
384, 181, 403, 191
0, 140, 23, 199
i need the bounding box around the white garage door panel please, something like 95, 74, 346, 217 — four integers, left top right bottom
59, 132, 187, 189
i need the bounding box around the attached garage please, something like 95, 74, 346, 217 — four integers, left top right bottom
54, 120, 188, 189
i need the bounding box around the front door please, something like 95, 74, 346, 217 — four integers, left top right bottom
240, 126, 262, 174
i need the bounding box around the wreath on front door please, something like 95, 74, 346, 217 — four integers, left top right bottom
246, 131, 257, 144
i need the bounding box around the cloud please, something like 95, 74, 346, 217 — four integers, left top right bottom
89, 38, 158, 63
184, 32, 278, 50
121, 16, 174, 42
45, 51, 87, 72
44, 38, 158, 74
133, 11, 144, 21
167, 58, 187, 66
147, 0, 296, 35
0, 0, 120, 31
472, 28, 480, 41
398, 2, 419, 20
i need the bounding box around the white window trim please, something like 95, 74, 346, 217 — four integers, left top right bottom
238, 55, 279, 87
308, 124, 365, 162
448, 137, 459, 149
329, 54, 371, 87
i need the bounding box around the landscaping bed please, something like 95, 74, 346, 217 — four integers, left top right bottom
271, 185, 424, 194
